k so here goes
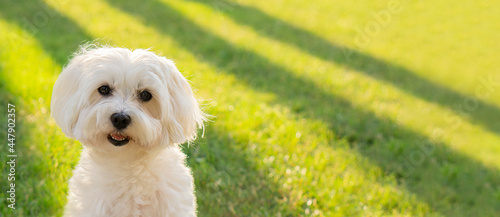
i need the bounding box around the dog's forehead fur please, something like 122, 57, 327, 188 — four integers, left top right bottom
76, 48, 166, 95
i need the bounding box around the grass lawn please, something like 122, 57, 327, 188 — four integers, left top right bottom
1, 0, 500, 216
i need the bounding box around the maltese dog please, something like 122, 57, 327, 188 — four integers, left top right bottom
50, 46, 205, 217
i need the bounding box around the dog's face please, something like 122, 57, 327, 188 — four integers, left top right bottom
51, 47, 204, 151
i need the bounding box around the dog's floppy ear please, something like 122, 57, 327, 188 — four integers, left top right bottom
157, 56, 205, 144
50, 58, 85, 138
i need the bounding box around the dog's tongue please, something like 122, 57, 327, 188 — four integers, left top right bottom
111, 133, 125, 140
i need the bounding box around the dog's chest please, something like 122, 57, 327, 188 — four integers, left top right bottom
67, 149, 195, 217
104, 165, 168, 215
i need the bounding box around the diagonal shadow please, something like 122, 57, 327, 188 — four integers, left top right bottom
0, 0, 292, 216
183, 126, 296, 216
190, 0, 500, 136
104, 0, 500, 215
0, 0, 93, 66
0, 0, 94, 215
0, 69, 22, 216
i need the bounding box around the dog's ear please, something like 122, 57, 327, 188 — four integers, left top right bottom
157, 56, 205, 144
50, 58, 85, 138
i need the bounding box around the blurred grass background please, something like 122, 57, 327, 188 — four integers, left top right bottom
1, 0, 500, 216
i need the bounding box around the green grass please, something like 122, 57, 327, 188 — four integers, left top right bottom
1, 0, 500, 216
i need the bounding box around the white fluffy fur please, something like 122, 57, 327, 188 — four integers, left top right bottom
51, 46, 205, 217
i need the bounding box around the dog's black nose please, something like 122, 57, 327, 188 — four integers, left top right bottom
110, 113, 131, 129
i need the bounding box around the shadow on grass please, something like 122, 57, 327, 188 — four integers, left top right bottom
0, 71, 21, 216
0, 0, 291, 216
0, 0, 95, 215
0, 0, 93, 66
103, 0, 500, 215
184, 127, 296, 216
0, 66, 65, 216
190, 0, 500, 137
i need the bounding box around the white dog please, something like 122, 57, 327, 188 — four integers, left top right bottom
51, 46, 205, 217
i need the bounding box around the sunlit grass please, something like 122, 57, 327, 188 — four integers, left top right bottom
0, 19, 81, 216
167, 0, 500, 167
1, 0, 500, 216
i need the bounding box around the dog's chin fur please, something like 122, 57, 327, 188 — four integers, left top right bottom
50, 46, 205, 217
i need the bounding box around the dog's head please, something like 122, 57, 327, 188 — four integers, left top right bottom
51, 47, 204, 151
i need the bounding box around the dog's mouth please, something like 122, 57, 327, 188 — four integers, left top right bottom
107, 133, 130, 146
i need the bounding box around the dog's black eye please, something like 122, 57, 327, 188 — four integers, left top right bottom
139, 90, 152, 102
98, 85, 111, 95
